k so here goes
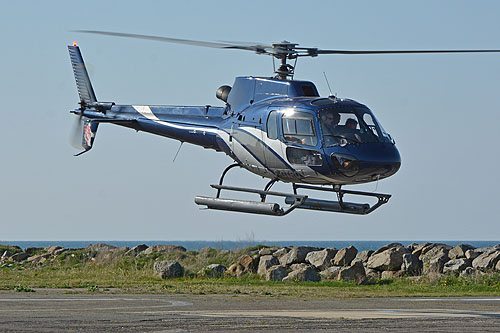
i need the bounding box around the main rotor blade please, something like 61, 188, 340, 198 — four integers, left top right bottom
315, 49, 500, 55
75, 30, 272, 53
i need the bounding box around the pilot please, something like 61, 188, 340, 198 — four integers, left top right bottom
345, 118, 358, 129
322, 111, 340, 134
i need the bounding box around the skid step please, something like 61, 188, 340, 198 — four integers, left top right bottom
195, 196, 284, 216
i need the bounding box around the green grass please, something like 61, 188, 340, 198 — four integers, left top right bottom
1, 263, 500, 297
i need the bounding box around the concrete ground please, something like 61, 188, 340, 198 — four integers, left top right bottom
1, 290, 500, 331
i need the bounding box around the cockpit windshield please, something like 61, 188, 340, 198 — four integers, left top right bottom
319, 106, 393, 147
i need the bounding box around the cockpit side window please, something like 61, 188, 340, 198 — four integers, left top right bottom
266, 111, 278, 139
282, 111, 318, 146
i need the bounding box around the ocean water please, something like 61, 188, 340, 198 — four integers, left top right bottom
1, 240, 499, 252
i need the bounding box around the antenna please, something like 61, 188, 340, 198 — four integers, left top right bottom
323, 72, 334, 98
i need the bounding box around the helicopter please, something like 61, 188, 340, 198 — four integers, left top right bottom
68, 31, 500, 216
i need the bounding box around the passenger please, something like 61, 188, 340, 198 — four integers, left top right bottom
345, 118, 358, 130
322, 111, 340, 134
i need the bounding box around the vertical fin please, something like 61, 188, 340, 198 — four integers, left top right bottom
68, 45, 97, 104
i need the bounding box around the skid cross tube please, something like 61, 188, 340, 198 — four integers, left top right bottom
210, 184, 308, 216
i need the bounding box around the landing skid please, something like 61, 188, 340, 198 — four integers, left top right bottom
194, 164, 391, 216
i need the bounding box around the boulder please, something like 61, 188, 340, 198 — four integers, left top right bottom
226, 263, 245, 277
305, 248, 337, 270
401, 253, 422, 276
125, 244, 149, 256
143, 245, 186, 255
266, 265, 289, 281
319, 266, 342, 280
411, 243, 432, 257
381, 270, 405, 279
460, 266, 478, 277
365, 267, 381, 280
419, 244, 451, 264
273, 247, 290, 259
258, 247, 278, 256
283, 265, 320, 282
449, 244, 475, 260
202, 264, 227, 278
284, 246, 319, 265
367, 246, 409, 271
257, 255, 280, 275
154, 260, 184, 279
406, 243, 419, 253
9, 252, 28, 262
465, 249, 481, 261
337, 261, 366, 284
86, 243, 117, 252
27, 253, 51, 265
472, 250, 500, 271
443, 258, 471, 273
373, 243, 404, 256
423, 256, 447, 274
238, 254, 258, 273
53, 248, 67, 256
355, 250, 374, 263
333, 246, 358, 266
24, 247, 43, 256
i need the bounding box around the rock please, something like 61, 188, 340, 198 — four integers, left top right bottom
373, 243, 404, 256
401, 253, 422, 276
472, 250, 500, 271
367, 246, 409, 271
355, 250, 374, 263
381, 270, 405, 279
143, 245, 186, 255
266, 265, 289, 281
238, 255, 258, 273
406, 243, 419, 253
227, 263, 245, 277
125, 244, 149, 256
449, 244, 475, 260
419, 244, 451, 264
460, 267, 478, 277
284, 246, 319, 265
337, 261, 366, 284
365, 267, 381, 280
423, 256, 447, 274
257, 255, 280, 275
53, 248, 67, 256
258, 247, 278, 256
411, 243, 432, 257
202, 264, 227, 278
465, 249, 481, 261
45, 245, 63, 254
24, 247, 43, 256
27, 253, 51, 265
154, 260, 184, 279
443, 258, 471, 273
273, 247, 290, 259
305, 248, 337, 270
1, 250, 11, 262
283, 265, 320, 282
9, 252, 28, 262
320, 266, 342, 280
333, 246, 358, 266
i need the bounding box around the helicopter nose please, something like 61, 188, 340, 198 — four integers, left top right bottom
329, 143, 401, 181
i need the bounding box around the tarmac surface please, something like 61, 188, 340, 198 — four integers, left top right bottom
1, 290, 500, 331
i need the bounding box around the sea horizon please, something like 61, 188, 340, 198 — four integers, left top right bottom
2, 240, 499, 252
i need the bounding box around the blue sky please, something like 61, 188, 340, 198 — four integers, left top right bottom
1, 1, 500, 241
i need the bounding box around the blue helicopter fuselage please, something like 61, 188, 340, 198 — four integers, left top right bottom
84, 76, 400, 186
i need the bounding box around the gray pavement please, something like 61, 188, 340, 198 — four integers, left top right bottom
1, 290, 500, 331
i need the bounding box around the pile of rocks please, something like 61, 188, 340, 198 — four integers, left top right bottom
224, 243, 500, 284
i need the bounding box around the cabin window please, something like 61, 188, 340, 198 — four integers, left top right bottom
286, 147, 323, 166
301, 85, 318, 97
282, 111, 317, 146
266, 111, 278, 139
